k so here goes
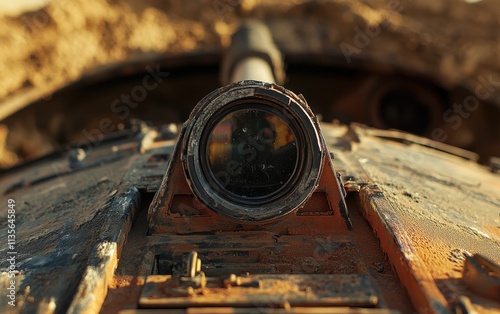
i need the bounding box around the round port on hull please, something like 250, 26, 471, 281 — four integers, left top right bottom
183, 80, 324, 222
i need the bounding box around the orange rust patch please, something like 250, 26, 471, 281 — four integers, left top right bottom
484, 225, 500, 241
101, 276, 145, 314
406, 229, 463, 280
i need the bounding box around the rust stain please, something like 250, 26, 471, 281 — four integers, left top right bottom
408, 232, 463, 280
102, 276, 145, 314
359, 186, 450, 313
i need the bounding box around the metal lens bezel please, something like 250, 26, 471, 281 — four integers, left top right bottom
183, 81, 323, 222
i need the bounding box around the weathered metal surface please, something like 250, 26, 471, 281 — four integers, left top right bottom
107, 192, 415, 312
0, 128, 171, 313
138, 250, 383, 310
139, 274, 379, 308
104, 121, 500, 312
324, 123, 500, 313
358, 186, 449, 313
0, 157, 129, 312
1, 118, 499, 313
66, 188, 140, 314
120, 308, 400, 314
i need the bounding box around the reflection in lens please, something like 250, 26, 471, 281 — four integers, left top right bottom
207, 109, 297, 198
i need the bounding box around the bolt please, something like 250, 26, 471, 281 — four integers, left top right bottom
67, 148, 86, 169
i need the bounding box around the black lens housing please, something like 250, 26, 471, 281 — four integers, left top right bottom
183, 81, 324, 222
200, 101, 302, 204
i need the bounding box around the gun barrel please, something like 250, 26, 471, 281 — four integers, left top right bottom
230, 56, 276, 84
222, 20, 284, 85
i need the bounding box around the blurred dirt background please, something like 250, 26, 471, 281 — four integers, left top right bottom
0, 0, 499, 167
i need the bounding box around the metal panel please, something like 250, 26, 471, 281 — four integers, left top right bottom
139, 274, 379, 308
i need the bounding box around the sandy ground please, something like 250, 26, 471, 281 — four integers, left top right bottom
0, 0, 499, 167
1, 0, 499, 101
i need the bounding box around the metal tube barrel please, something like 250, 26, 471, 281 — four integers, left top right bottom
230, 57, 276, 84
221, 20, 284, 85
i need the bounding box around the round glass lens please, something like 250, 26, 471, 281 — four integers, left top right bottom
207, 109, 298, 198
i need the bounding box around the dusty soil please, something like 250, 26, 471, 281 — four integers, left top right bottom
0, 0, 499, 167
